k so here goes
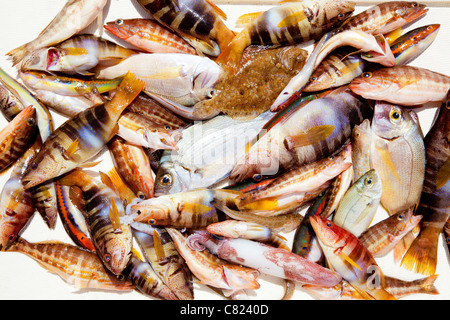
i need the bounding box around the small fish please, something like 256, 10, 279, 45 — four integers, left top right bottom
7, 238, 134, 291
132, 228, 194, 300
29, 182, 58, 229
6, 0, 109, 66
239, 143, 352, 214
121, 254, 179, 300
104, 18, 197, 55
187, 230, 342, 287
0, 105, 37, 174
55, 181, 96, 251
216, 0, 355, 73
127, 189, 240, 229
136, 0, 235, 56
231, 86, 372, 182
20, 71, 122, 97
22, 72, 144, 189
333, 169, 382, 238
349, 66, 450, 106
108, 136, 155, 199
359, 209, 422, 257
310, 215, 396, 300
96, 53, 223, 106
337, 1, 428, 35
401, 91, 450, 275
21, 35, 137, 75
58, 169, 133, 276
370, 102, 425, 215
167, 228, 260, 294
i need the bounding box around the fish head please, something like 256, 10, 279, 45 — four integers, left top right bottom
154, 161, 192, 196
393, 2, 428, 27
372, 102, 413, 139
21, 141, 65, 189
102, 229, 133, 275
354, 169, 382, 196
391, 209, 422, 236
309, 215, 347, 249
223, 265, 260, 290
191, 58, 224, 103
317, 0, 356, 28
349, 70, 399, 100
130, 197, 174, 226
325, 143, 353, 176
303, 70, 336, 92
104, 19, 134, 40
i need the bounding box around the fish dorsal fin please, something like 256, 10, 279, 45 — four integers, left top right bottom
153, 229, 166, 262
205, 0, 227, 20
109, 197, 123, 233
277, 11, 308, 29
235, 12, 264, 28
99, 171, 119, 195
284, 125, 335, 150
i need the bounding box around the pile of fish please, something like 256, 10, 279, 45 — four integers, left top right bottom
0, 0, 449, 300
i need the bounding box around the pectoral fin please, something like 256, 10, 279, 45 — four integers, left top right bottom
284, 125, 335, 150
277, 11, 308, 28
235, 12, 263, 28
375, 141, 399, 181
153, 229, 166, 262
109, 197, 122, 233
436, 157, 450, 190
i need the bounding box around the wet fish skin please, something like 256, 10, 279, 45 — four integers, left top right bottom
370, 102, 425, 215
7, 238, 134, 291
104, 18, 197, 55
0, 83, 26, 122
349, 65, 450, 106
333, 169, 382, 238
351, 119, 372, 182
359, 208, 422, 257
401, 91, 450, 275
21, 72, 144, 189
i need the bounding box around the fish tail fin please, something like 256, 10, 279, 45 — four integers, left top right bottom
414, 274, 440, 295
106, 72, 145, 117
216, 31, 249, 74
6, 44, 29, 67
401, 227, 440, 275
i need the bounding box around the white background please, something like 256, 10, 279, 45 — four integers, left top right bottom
0, 0, 449, 300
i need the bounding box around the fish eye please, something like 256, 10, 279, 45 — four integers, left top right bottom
390, 109, 401, 122
104, 253, 111, 262
160, 174, 172, 186
310, 76, 317, 82
253, 174, 262, 181
362, 72, 372, 79
117, 274, 125, 281
30, 162, 38, 170
397, 214, 405, 221
337, 13, 345, 20
427, 26, 433, 31
115, 19, 124, 25
8, 234, 16, 242
207, 89, 215, 99
446, 100, 450, 109
328, 155, 334, 160
365, 177, 373, 186
165, 125, 171, 130
26, 118, 35, 127
326, 222, 332, 227
149, 219, 156, 224
411, 2, 418, 7
137, 191, 145, 200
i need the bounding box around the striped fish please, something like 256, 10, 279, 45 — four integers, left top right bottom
108, 136, 155, 199
230, 86, 372, 182
0, 83, 26, 122
401, 92, 450, 275
310, 215, 396, 300
359, 209, 422, 258
350, 66, 450, 106
217, 0, 354, 73
22, 72, 144, 189
58, 169, 133, 276
122, 254, 179, 300
0, 105, 37, 174
337, 1, 428, 35
7, 238, 134, 292
133, 228, 194, 300
55, 181, 96, 252
136, 0, 234, 56
29, 182, 58, 229
104, 18, 197, 55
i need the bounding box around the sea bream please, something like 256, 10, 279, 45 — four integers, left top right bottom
96, 53, 224, 106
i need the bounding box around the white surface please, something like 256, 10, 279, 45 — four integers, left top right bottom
0, 0, 449, 300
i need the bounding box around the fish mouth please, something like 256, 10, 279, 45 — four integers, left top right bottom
104, 22, 130, 40
403, 5, 428, 25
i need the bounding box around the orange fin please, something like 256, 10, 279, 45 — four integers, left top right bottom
105, 167, 136, 206
109, 197, 123, 233
235, 12, 263, 28
79, 160, 102, 168
131, 247, 144, 261
205, 0, 227, 20
215, 31, 249, 74
284, 125, 335, 150
375, 142, 400, 181
401, 228, 439, 275
65, 138, 79, 159
153, 229, 166, 262
99, 171, 119, 195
